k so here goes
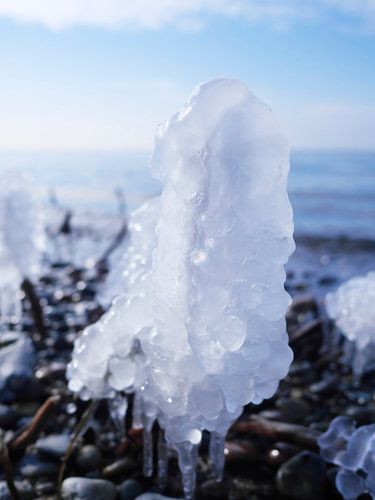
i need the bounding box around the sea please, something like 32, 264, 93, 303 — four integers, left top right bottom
1, 149, 374, 291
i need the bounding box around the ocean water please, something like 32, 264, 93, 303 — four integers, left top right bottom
0, 149, 374, 243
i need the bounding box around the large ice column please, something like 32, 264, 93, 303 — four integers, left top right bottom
326, 272, 375, 377
68, 78, 294, 500
142, 78, 294, 496
0, 171, 45, 329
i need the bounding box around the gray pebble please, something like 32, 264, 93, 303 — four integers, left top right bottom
0, 480, 34, 499
20, 457, 59, 479
0, 404, 17, 428
62, 477, 117, 500
75, 445, 102, 471
135, 495, 180, 500
276, 451, 327, 500
36, 434, 70, 459
118, 479, 143, 500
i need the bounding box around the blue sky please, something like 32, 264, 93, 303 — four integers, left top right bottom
0, 0, 374, 151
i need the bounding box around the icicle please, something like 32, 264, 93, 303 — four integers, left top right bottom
209, 431, 226, 481
175, 441, 199, 500
132, 392, 143, 429
141, 414, 155, 477
157, 429, 168, 490
108, 395, 128, 436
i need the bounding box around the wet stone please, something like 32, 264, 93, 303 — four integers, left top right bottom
102, 457, 137, 478
35, 434, 70, 459
118, 479, 143, 500
20, 455, 59, 479
345, 405, 375, 425
0, 404, 17, 428
75, 444, 102, 471
135, 495, 180, 500
276, 451, 327, 500
276, 397, 311, 421
61, 477, 117, 500
0, 480, 34, 499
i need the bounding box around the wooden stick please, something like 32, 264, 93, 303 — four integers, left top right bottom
21, 278, 48, 338
56, 401, 98, 499
8, 396, 61, 455
231, 415, 321, 451
0, 430, 21, 500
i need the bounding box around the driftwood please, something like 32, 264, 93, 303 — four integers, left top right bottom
231, 415, 321, 451
8, 396, 61, 455
21, 278, 47, 338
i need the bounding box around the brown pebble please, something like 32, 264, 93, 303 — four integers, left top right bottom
102, 457, 137, 478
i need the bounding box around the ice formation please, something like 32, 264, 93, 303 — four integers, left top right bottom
68, 78, 294, 498
319, 416, 375, 500
326, 272, 375, 376
0, 171, 45, 329
99, 197, 160, 307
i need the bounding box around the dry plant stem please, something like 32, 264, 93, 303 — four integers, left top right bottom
8, 395, 61, 455
21, 278, 48, 338
95, 220, 128, 269
231, 415, 321, 451
0, 430, 20, 500
56, 401, 98, 499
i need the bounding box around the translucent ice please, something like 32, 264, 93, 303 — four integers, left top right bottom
68, 78, 294, 499
319, 416, 375, 499
0, 171, 45, 329
99, 197, 159, 307
326, 272, 375, 376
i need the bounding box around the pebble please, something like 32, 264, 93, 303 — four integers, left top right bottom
102, 457, 137, 478
35, 434, 70, 459
0, 480, 34, 499
135, 495, 180, 500
277, 397, 311, 421
0, 403, 17, 428
118, 479, 143, 500
276, 451, 327, 500
199, 479, 228, 499
20, 456, 59, 479
61, 477, 117, 500
75, 444, 102, 471
345, 405, 375, 425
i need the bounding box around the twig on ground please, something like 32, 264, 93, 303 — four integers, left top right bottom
21, 278, 48, 338
8, 396, 61, 455
231, 415, 321, 451
0, 429, 21, 500
56, 401, 98, 499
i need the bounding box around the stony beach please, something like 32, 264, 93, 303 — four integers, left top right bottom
0, 215, 374, 500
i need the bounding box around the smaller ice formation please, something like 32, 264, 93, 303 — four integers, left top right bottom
326, 272, 375, 377
0, 171, 45, 329
319, 416, 375, 500
0, 336, 36, 402
68, 78, 294, 499
99, 197, 160, 307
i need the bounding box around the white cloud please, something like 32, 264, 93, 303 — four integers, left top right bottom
0, 0, 374, 32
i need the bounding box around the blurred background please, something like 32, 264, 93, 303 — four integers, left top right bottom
0, 0, 374, 289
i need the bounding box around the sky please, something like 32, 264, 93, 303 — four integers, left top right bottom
0, 0, 374, 151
